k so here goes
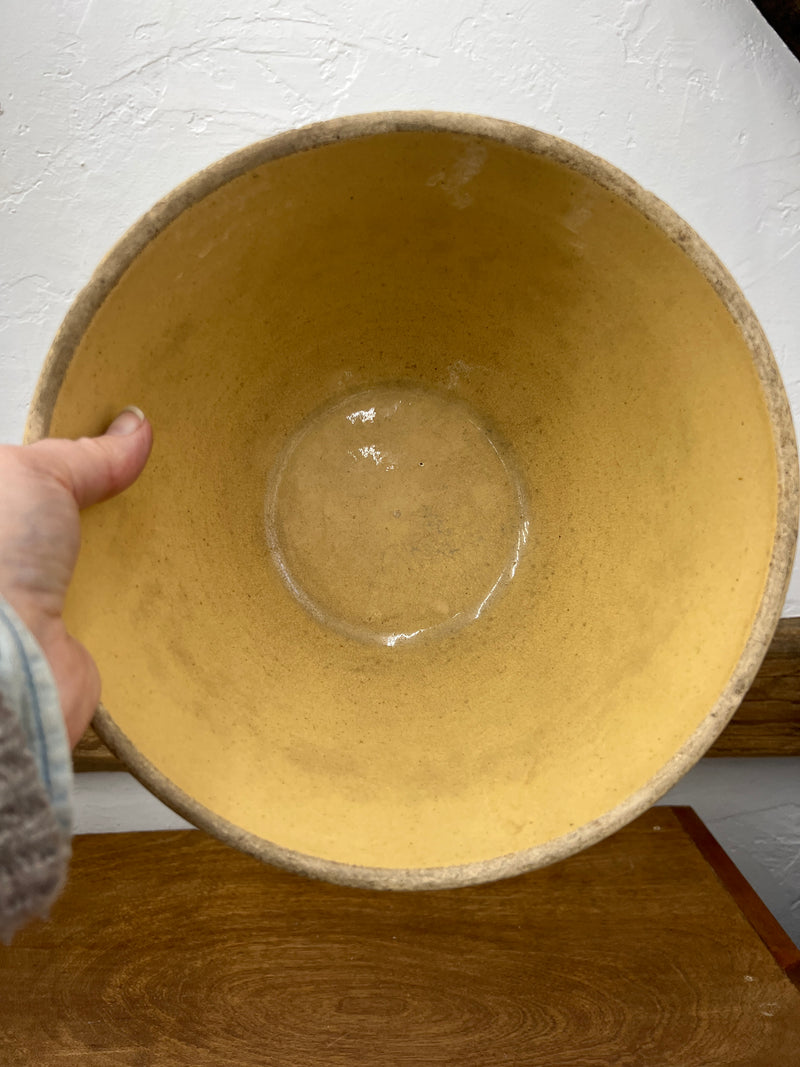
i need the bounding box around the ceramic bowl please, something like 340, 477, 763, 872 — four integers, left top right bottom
28, 112, 798, 888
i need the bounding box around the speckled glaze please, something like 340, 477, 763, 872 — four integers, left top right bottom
28, 113, 799, 888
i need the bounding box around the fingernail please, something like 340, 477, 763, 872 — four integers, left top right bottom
107, 406, 146, 436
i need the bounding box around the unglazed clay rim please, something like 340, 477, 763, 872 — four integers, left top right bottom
26, 111, 800, 891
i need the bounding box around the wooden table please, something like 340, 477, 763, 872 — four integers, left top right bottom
2, 806, 799, 1065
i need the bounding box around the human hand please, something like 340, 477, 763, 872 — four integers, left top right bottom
0, 408, 153, 747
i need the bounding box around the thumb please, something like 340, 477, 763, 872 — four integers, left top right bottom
31, 406, 154, 509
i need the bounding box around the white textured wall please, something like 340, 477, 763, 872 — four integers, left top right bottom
2, 1, 800, 942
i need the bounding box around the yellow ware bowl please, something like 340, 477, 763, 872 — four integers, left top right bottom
28, 113, 799, 889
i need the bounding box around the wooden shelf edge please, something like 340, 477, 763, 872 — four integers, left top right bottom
673, 805, 800, 989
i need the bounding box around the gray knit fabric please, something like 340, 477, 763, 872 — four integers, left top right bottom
0, 598, 73, 839
0, 693, 70, 943
0, 596, 72, 943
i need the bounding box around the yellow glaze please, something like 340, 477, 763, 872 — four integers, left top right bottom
46, 128, 781, 870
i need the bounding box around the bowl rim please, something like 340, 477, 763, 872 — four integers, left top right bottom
26, 110, 800, 890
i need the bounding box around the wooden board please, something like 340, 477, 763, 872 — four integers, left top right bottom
73, 618, 800, 770
72, 723, 118, 772
2, 807, 799, 1066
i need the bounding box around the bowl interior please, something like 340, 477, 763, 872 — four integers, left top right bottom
41, 121, 786, 879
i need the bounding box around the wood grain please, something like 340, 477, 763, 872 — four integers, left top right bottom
71, 723, 120, 772
1, 808, 799, 1066
73, 618, 800, 770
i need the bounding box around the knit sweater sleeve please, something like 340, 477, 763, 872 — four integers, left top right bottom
0, 597, 73, 943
